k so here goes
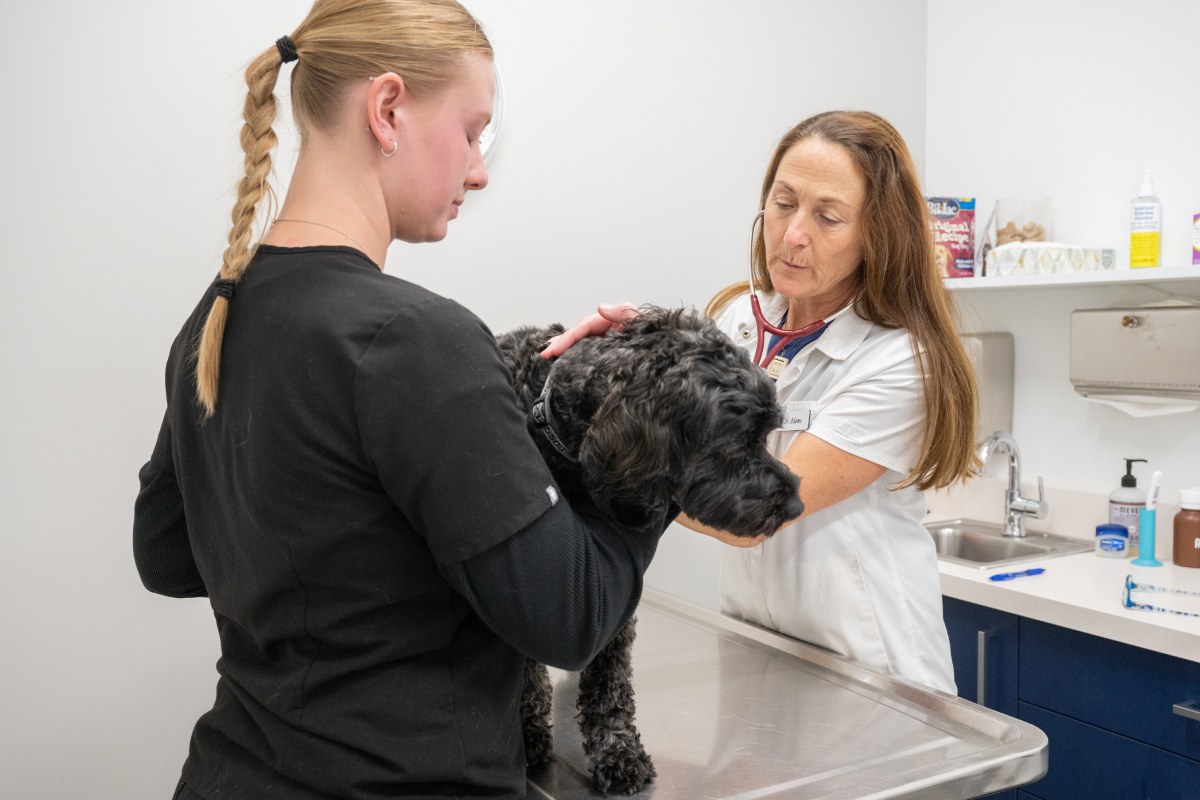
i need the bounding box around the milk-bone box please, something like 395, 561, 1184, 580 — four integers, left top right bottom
926, 197, 976, 278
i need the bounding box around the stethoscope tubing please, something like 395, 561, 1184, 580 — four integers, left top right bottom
750, 293, 825, 367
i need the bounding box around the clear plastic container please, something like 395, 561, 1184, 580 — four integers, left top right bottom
994, 196, 1053, 247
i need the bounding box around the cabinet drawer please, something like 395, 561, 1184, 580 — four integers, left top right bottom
1019, 618, 1200, 760
1019, 702, 1200, 800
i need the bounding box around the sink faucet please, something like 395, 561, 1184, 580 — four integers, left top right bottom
977, 431, 1049, 538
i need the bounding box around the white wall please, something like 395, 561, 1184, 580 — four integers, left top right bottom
0, 1, 926, 797
924, 0, 1200, 518
408, 0, 929, 328
926, 0, 1200, 270
5, 2, 1197, 797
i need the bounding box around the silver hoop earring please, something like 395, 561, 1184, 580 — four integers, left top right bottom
381, 139, 398, 158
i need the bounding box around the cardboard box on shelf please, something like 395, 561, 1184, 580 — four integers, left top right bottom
926, 196, 976, 278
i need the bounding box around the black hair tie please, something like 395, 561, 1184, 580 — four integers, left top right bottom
213, 280, 237, 300
276, 35, 299, 64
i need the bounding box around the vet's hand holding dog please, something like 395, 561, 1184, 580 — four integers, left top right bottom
554, 111, 979, 694
130, 3, 687, 798
540, 302, 640, 356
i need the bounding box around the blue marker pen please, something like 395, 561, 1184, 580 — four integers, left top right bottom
989, 568, 1045, 582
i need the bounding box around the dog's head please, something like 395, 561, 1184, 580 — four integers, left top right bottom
550, 306, 803, 537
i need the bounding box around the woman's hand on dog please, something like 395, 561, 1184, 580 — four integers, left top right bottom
540, 303, 640, 359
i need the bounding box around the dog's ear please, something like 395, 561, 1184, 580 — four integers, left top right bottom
577, 389, 672, 533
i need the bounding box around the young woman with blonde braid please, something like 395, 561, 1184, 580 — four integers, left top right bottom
546, 111, 978, 693
132, 2, 673, 797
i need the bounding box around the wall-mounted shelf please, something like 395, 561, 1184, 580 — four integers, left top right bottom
946, 265, 1200, 292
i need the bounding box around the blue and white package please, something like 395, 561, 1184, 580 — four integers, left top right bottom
1095, 523, 1128, 558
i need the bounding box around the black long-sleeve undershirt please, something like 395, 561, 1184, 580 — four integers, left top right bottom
438, 495, 660, 670
133, 461, 662, 669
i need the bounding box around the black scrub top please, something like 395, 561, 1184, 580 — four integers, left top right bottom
136, 245, 565, 799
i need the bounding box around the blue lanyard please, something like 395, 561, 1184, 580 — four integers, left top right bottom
766, 313, 828, 364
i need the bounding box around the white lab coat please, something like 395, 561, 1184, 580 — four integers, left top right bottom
715, 291, 956, 694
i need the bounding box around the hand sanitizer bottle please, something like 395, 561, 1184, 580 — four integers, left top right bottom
1110, 458, 1147, 554
1130, 173, 1162, 268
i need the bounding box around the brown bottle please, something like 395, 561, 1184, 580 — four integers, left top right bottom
1174, 488, 1200, 568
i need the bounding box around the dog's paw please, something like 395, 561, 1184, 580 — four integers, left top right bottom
590, 734, 656, 796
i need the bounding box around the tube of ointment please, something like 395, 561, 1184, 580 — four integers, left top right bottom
1132, 471, 1163, 567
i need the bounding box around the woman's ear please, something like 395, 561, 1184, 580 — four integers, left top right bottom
365, 72, 407, 152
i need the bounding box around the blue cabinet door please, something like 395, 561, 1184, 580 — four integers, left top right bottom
1019, 617, 1200, 761
942, 597, 1022, 800
942, 596, 1019, 717
1020, 702, 1200, 799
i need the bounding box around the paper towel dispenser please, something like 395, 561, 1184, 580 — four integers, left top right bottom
1070, 306, 1200, 401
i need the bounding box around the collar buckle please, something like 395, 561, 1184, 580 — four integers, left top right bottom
530, 387, 579, 463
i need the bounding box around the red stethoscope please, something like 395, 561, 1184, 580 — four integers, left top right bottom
747, 210, 828, 371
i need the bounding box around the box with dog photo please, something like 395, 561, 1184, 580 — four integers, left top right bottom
926, 196, 976, 278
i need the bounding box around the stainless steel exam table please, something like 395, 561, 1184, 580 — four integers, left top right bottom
527, 590, 1047, 799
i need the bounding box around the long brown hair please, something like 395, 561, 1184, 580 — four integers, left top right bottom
194, 0, 492, 417
708, 111, 978, 491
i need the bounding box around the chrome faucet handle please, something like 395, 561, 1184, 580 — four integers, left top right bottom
1011, 475, 1049, 520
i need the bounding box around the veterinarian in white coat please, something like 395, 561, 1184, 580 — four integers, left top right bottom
706, 110, 978, 693
712, 291, 956, 692
548, 111, 977, 694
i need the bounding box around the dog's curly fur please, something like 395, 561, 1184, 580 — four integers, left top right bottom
498, 306, 803, 795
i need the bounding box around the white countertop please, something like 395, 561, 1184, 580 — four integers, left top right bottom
928, 478, 1200, 663
938, 551, 1200, 664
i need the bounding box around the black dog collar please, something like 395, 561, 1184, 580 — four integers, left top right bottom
530, 387, 579, 463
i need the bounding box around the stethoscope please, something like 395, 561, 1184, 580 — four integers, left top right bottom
745, 209, 829, 371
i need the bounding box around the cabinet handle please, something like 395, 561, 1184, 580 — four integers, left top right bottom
976, 629, 996, 708
1174, 700, 1200, 722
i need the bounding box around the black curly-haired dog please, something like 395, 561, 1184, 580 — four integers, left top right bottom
497, 305, 803, 795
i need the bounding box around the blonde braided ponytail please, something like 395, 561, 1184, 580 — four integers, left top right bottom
194, 47, 285, 417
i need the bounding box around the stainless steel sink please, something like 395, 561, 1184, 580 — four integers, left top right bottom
926, 518, 1093, 569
